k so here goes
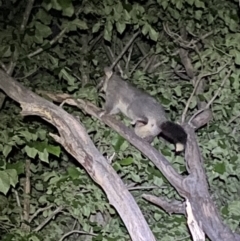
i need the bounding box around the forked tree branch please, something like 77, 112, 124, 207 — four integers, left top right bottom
0, 71, 239, 241
0, 70, 156, 241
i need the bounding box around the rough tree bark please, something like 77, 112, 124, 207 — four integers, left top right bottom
0, 70, 156, 241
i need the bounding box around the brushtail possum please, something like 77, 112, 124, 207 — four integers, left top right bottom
100, 67, 187, 152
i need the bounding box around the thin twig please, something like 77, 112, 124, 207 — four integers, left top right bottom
16, 68, 39, 80
0, 61, 8, 72
128, 185, 164, 191
59, 230, 97, 241
89, 33, 103, 52
21, 159, 31, 231
182, 62, 229, 123
33, 206, 64, 232
227, 112, 240, 126
130, 53, 151, 75
27, 27, 68, 58
20, 0, 35, 33
107, 46, 123, 75
7, 0, 35, 75
125, 44, 134, 73
109, 31, 140, 70
164, 23, 213, 50
188, 69, 232, 124
29, 205, 54, 222
14, 189, 23, 221
143, 54, 156, 72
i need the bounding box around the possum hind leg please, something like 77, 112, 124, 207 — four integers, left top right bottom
99, 93, 120, 117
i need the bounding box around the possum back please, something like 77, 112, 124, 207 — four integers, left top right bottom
105, 73, 167, 124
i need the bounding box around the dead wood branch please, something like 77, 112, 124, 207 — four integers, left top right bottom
40, 92, 240, 241
0, 70, 156, 241
0, 71, 239, 240
142, 195, 185, 214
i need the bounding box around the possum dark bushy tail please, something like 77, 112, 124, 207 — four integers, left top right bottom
160, 121, 187, 152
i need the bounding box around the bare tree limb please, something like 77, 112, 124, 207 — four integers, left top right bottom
0, 71, 239, 240
142, 194, 185, 214
189, 69, 231, 125
34, 206, 64, 232
182, 62, 229, 123
21, 159, 31, 232
29, 205, 54, 223
109, 31, 140, 70
7, 0, 35, 75
27, 27, 68, 59
14, 189, 23, 221
0, 70, 156, 241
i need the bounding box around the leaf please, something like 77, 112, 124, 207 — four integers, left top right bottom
25, 146, 38, 159
142, 23, 149, 35
5, 169, 18, 187
72, 19, 88, 30
123, 9, 131, 21
228, 201, 240, 216
207, 14, 214, 24
213, 162, 226, 175
38, 149, 49, 163
2, 145, 12, 157
195, 10, 202, 20
149, 27, 158, 42
42, 2, 53, 11
67, 167, 81, 179
6, 162, 25, 175
37, 129, 47, 140
19, 130, 38, 142
59, 68, 77, 85
194, 0, 205, 8
0, 46, 12, 58
92, 22, 101, 33
113, 136, 126, 152
161, 0, 169, 10
115, 2, 123, 13
104, 28, 112, 42
51, 0, 62, 10
118, 157, 134, 166
116, 22, 126, 34
58, 0, 72, 9
131, 173, 141, 182
0, 171, 10, 195
46, 144, 61, 157
154, 213, 162, 221
234, 51, 240, 65
169, 8, 180, 19
229, 19, 238, 32
174, 86, 182, 97
153, 176, 164, 187
187, 0, 194, 5
176, 0, 182, 10
189, 96, 197, 109
35, 21, 52, 38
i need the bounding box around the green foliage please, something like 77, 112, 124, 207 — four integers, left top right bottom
0, 0, 240, 240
